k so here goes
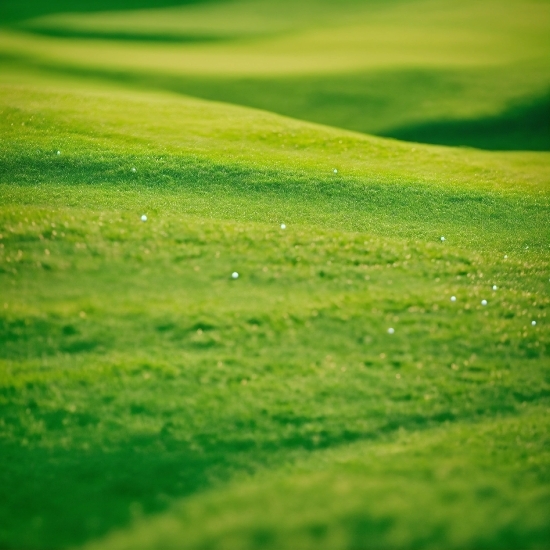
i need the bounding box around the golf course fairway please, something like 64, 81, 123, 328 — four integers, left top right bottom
0, 0, 549, 548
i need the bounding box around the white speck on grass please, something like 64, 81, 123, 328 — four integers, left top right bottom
56, 151, 61, 155
504, 255, 508, 259
333, 169, 338, 174
481, 299, 487, 306
532, 320, 537, 326
232, 272, 239, 279
450, 296, 457, 302
492, 285, 498, 291
388, 327, 395, 334
440, 236, 446, 242
141, 215, 147, 222
132, 167, 136, 173
280, 223, 286, 230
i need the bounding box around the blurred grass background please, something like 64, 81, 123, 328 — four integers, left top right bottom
1, 0, 549, 149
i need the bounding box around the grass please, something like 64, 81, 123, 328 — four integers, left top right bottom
1, 75, 549, 549
83, 411, 550, 550
1, 0, 549, 149
0, 0, 549, 548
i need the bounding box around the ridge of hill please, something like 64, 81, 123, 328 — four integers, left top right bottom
1, 0, 549, 149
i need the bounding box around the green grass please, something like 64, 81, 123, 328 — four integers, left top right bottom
1, 75, 549, 549
1, 0, 549, 149
83, 411, 550, 550
0, 0, 211, 24
0, 1, 549, 548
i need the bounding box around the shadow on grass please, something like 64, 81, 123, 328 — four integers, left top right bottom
0, 0, 220, 24
1, 146, 548, 260
3, 53, 547, 151
13, 25, 231, 44
0, 148, 545, 241
0, 405, 518, 549
383, 94, 550, 151
0, 437, 229, 549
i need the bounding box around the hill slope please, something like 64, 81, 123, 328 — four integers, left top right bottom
0, 72, 549, 549
1, 0, 549, 149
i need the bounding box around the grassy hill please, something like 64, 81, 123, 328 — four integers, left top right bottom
0, 1, 549, 549
1, 0, 549, 149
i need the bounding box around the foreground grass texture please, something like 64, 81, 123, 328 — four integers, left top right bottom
84, 411, 550, 550
1, 0, 549, 149
0, 75, 549, 549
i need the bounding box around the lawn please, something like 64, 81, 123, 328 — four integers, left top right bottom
2, 0, 549, 148
0, 1, 549, 549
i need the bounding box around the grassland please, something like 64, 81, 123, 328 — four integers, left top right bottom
1, 0, 549, 148
0, 0, 549, 549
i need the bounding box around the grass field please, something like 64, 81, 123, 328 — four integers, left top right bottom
2, 0, 550, 148
0, 1, 549, 549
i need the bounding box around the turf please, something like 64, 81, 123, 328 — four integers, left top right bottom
84, 411, 550, 550
0, 1, 549, 549
1, 75, 549, 549
1, 0, 549, 149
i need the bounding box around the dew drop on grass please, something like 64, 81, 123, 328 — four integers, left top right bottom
388, 327, 395, 334
232, 272, 239, 279
481, 300, 488, 306
141, 215, 147, 222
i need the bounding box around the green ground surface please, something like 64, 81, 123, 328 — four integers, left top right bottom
0, 1, 549, 549
1, 0, 549, 149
